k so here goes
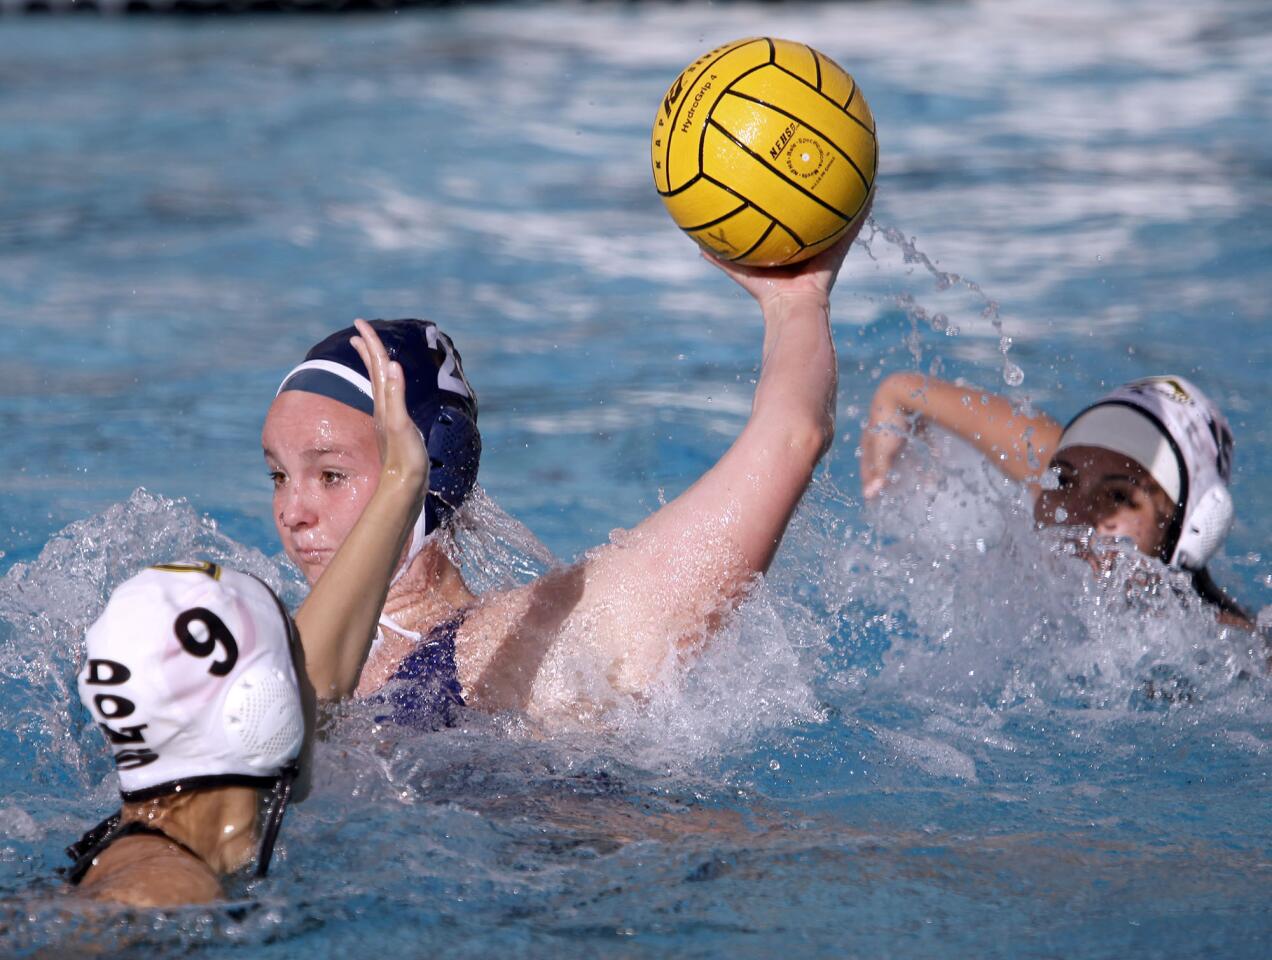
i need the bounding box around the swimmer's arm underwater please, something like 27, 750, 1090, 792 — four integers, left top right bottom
462, 212, 870, 709
860, 372, 1063, 499
294, 319, 429, 700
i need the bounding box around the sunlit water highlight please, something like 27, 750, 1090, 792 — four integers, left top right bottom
1, 2, 1270, 957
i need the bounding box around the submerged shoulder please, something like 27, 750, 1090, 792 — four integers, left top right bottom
76, 833, 222, 907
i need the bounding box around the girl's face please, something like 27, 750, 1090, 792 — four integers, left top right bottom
1034, 445, 1177, 560
262, 391, 382, 584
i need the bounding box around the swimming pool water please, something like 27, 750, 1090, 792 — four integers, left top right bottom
1, 2, 1270, 957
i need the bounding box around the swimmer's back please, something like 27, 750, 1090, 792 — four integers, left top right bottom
74, 830, 221, 906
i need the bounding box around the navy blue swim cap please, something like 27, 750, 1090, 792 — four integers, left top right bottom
277, 319, 481, 536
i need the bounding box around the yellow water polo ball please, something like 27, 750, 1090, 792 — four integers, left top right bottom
652, 37, 877, 268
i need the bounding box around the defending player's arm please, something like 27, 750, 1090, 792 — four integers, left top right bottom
860, 372, 1063, 499
293, 319, 429, 699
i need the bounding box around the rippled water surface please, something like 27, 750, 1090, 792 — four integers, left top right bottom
1, 2, 1270, 957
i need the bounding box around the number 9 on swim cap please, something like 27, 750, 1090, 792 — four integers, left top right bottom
78, 563, 303, 800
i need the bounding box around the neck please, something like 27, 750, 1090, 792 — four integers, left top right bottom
121, 784, 261, 875
385, 537, 474, 620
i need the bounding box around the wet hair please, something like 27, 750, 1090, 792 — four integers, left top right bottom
1191, 567, 1256, 627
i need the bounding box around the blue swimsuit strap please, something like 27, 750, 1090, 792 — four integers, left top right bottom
379, 610, 467, 729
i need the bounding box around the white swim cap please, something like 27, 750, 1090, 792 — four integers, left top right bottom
1056, 376, 1234, 570
78, 562, 304, 801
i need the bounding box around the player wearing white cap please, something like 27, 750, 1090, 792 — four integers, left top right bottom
68, 321, 429, 906
860, 372, 1256, 630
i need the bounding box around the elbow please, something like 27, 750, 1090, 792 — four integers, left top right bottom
787, 413, 835, 470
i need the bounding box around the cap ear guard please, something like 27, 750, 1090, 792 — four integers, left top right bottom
1171, 484, 1234, 571
222, 661, 305, 775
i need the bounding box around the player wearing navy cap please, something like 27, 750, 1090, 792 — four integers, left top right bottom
262, 207, 872, 721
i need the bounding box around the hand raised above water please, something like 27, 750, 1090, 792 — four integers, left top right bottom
702, 189, 874, 312
349, 318, 429, 499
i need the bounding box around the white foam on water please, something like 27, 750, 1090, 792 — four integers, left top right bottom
871, 728, 979, 783
832, 428, 1270, 716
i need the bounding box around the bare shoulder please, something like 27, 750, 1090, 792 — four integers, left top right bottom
75, 833, 221, 907
455, 564, 591, 711
455, 548, 694, 717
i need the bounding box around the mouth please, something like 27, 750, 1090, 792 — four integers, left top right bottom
293, 547, 334, 570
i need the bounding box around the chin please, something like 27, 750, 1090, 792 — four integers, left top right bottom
292, 554, 329, 584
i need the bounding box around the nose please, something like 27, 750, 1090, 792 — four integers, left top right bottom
1040, 484, 1094, 528
276, 480, 318, 531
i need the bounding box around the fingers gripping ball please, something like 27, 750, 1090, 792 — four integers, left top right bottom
652, 37, 877, 267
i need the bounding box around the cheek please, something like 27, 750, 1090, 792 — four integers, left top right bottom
1100, 505, 1160, 552
324, 474, 379, 539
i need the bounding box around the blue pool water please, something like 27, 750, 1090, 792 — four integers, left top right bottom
1, 2, 1270, 956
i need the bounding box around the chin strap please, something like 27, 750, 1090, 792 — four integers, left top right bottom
255, 764, 298, 878
389, 511, 432, 588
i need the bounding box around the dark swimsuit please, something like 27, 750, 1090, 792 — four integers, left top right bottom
375, 612, 466, 730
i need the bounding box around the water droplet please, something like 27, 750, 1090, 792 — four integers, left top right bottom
1055, 507, 1068, 522
1003, 362, 1024, 387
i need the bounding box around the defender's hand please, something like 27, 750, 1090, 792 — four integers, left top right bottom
350, 318, 429, 497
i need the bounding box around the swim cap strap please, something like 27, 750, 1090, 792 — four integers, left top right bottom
119, 772, 286, 804
255, 762, 298, 878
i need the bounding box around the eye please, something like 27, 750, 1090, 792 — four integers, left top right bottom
268, 470, 286, 489
320, 470, 346, 488
1108, 487, 1136, 507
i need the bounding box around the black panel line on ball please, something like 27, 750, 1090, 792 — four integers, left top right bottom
701, 170, 808, 247
770, 62, 874, 136
658, 172, 703, 199
705, 117, 849, 226
664, 39, 766, 182
766, 37, 776, 64
700, 59, 777, 184
716, 93, 872, 201
730, 219, 779, 263
778, 220, 848, 266
813, 49, 823, 91
681, 203, 749, 233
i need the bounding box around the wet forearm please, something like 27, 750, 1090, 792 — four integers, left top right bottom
752, 292, 837, 459
880, 372, 1062, 484
294, 476, 423, 698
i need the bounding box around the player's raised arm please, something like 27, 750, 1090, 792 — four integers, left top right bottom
291, 319, 429, 699
860, 372, 1063, 499
462, 215, 868, 709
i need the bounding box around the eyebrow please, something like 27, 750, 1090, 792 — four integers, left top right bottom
1099, 473, 1141, 486
261, 446, 357, 462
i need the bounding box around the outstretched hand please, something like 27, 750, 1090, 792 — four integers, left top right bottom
702, 189, 873, 310
859, 407, 910, 499
349, 318, 429, 497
